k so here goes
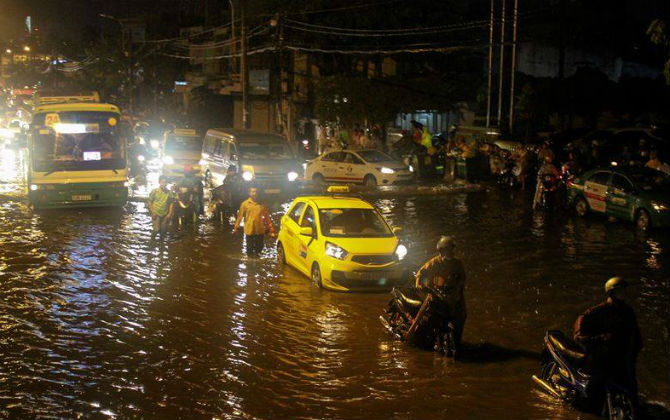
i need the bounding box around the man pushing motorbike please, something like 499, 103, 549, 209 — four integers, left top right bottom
573, 277, 642, 406
415, 236, 467, 352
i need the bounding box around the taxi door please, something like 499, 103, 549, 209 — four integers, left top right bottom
282, 201, 306, 266
583, 171, 611, 214
321, 152, 344, 182
341, 152, 366, 183
607, 174, 635, 221
296, 205, 319, 275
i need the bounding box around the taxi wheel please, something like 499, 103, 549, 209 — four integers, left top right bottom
311, 263, 323, 288
363, 175, 377, 187
277, 242, 286, 265
635, 209, 650, 231
575, 196, 589, 217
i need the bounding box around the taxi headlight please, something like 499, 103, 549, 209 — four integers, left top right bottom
162, 155, 174, 165
652, 201, 668, 211
395, 244, 408, 261
287, 171, 299, 182
325, 241, 348, 260
242, 171, 254, 181
379, 167, 395, 174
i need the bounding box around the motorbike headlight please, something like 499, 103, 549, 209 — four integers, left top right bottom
379, 167, 395, 174
123, 181, 130, 187
408, 165, 414, 173
150, 139, 160, 150
162, 155, 174, 165
652, 201, 668, 212
242, 171, 254, 182
137, 154, 145, 162
325, 242, 348, 260
395, 244, 408, 261
287, 171, 299, 182
30, 184, 39, 191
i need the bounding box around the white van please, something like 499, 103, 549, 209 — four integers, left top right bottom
200, 129, 302, 194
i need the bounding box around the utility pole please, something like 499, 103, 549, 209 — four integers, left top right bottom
508, 0, 518, 133
229, 0, 236, 75
240, 0, 249, 129
485, 0, 495, 128
272, 13, 284, 134
496, 0, 506, 127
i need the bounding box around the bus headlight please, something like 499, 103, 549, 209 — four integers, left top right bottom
30, 184, 39, 191
242, 171, 254, 181
287, 171, 299, 182
162, 155, 174, 165
395, 244, 408, 261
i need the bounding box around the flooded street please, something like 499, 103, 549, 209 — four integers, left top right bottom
1, 147, 668, 419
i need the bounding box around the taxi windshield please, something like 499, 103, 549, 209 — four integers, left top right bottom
165, 135, 203, 153
356, 150, 395, 163
30, 111, 126, 172
319, 208, 393, 238
630, 171, 670, 192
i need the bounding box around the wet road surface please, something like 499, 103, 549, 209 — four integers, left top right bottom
1, 147, 668, 419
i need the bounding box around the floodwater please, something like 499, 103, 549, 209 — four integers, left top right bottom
0, 147, 668, 419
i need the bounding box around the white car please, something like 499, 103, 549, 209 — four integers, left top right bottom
306, 149, 414, 187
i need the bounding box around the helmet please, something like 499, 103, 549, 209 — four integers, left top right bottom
436, 235, 455, 251
605, 276, 628, 295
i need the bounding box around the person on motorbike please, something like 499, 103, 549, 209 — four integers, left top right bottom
219, 165, 244, 213
573, 277, 642, 404
415, 236, 467, 350
533, 155, 561, 210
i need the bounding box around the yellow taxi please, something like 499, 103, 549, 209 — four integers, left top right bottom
276, 186, 409, 291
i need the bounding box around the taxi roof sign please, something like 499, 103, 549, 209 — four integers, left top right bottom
327, 186, 350, 193
174, 128, 197, 136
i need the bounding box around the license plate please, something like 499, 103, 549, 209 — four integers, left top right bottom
359, 271, 389, 281
264, 188, 280, 194
72, 194, 92, 201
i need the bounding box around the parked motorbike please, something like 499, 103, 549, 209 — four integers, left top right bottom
532, 330, 637, 420
380, 286, 457, 358
209, 184, 242, 224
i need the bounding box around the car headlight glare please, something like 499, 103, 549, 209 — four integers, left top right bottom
162, 155, 174, 165
30, 184, 39, 191
395, 244, 408, 261
379, 167, 395, 174
408, 165, 414, 173
242, 171, 254, 181
287, 171, 299, 182
137, 154, 145, 162
325, 241, 348, 260
150, 139, 160, 149
652, 201, 668, 211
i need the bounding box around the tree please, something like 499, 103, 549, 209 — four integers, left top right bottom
647, 19, 670, 85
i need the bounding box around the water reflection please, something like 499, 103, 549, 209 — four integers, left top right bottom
0, 154, 667, 419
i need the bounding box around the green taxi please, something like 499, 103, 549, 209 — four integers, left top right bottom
567, 166, 670, 230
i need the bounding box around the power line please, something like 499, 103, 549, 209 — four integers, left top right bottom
282, 0, 404, 16
283, 21, 489, 37
284, 18, 491, 34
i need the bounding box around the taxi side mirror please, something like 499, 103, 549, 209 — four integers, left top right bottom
392, 227, 402, 234
300, 226, 313, 236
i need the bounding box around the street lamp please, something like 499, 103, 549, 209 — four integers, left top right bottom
23, 46, 30, 52
5, 49, 11, 54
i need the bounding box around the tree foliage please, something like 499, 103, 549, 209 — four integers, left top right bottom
647, 19, 670, 85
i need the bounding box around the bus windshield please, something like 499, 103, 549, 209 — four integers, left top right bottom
31, 111, 126, 172
165, 135, 203, 153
